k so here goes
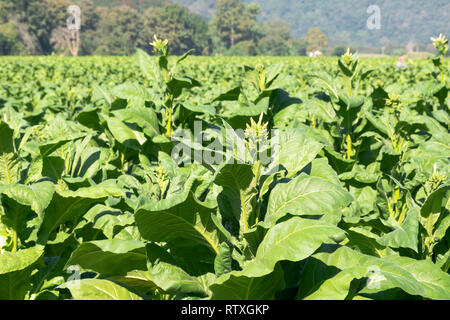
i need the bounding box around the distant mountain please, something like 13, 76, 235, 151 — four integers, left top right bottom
173, 0, 450, 46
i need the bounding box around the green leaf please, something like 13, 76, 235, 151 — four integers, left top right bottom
37, 184, 124, 244
0, 121, 15, 154
420, 185, 449, 237
241, 217, 344, 278
0, 153, 20, 185
269, 129, 323, 177
384, 256, 450, 300
377, 207, 419, 252
214, 163, 256, 233
145, 243, 209, 297
110, 82, 151, 101
113, 107, 160, 138
265, 174, 353, 226
0, 247, 44, 299
136, 49, 163, 88
106, 117, 147, 150
214, 242, 232, 277
304, 246, 450, 300
108, 270, 158, 294
65, 240, 147, 278
135, 191, 220, 256
210, 264, 285, 300
0, 181, 54, 217
60, 279, 143, 300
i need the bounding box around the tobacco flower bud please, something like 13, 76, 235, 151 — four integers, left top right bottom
426, 165, 447, 192
245, 113, 269, 152
341, 48, 355, 67
150, 35, 169, 56
430, 33, 448, 55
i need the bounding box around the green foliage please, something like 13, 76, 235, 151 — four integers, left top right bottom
0, 22, 26, 55
0, 0, 306, 56
0, 40, 449, 300
305, 27, 328, 53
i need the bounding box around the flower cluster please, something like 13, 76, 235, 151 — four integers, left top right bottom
386, 92, 402, 111
341, 48, 355, 67
426, 165, 447, 193
150, 35, 169, 56
430, 33, 448, 56
245, 113, 269, 152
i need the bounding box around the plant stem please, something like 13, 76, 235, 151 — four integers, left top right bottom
11, 229, 17, 253
346, 77, 352, 97
166, 107, 172, 138
254, 159, 262, 223
345, 78, 353, 160
346, 134, 352, 160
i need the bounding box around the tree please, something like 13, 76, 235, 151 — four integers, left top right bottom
140, 4, 210, 55
227, 40, 257, 56
26, 0, 72, 54
0, 22, 26, 55
94, 5, 141, 55
305, 27, 328, 53
258, 20, 291, 56
212, 0, 260, 49
332, 45, 349, 56
288, 39, 307, 56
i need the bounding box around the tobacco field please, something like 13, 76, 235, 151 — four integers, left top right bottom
0, 41, 449, 300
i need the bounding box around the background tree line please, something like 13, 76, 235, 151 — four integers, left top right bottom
0, 0, 331, 56
2, 0, 446, 57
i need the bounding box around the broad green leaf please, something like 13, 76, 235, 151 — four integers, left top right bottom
0, 247, 43, 299
0, 181, 55, 216
108, 270, 158, 293
37, 184, 123, 244
0, 153, 20, 184
214, 163, 256, 233
214, 242, 232, 277
269, 129, 323, 177
0, 121, 14, 154
420, 185, 449, 237
110, 82, 151, 101
135, 192, 220, 257
113, 107, 160, 138
61, 279, 143, 300
377, 208, 419, 252
210, 264, 285, 300
241, 217, 344, 278
105, 117, 147, 150
136, 48, 163, 88
65, 240, 147, 278
146, 243, 209, 297
265, 174, 353, 226
384, 256, 450, 300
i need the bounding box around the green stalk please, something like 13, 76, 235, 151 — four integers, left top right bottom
11, 229, 17, 253
166, 107, 172, 138
441, 54, 445, 85
346, 134, 352, 160
254, 159, 262, 223
345, 76, 353, 160
346, 77, 352, 97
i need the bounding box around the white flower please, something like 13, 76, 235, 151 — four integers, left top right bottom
430, 33, 448, 54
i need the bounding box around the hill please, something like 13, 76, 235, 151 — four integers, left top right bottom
173, 0, 450, 46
